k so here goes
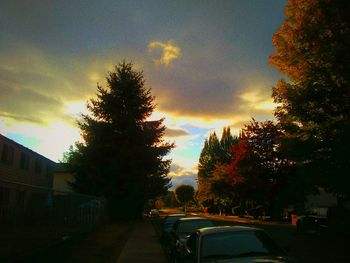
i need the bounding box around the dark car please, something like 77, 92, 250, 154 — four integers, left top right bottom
177, 226, 297, 263
149, 209, 160, 217
163, 213, 187, 234
170, 217, 214, 261
162, 213, 186, 245
296, 214, 328, 235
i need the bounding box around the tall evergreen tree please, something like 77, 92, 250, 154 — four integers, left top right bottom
220, 127, 239, 164
64, 61, 174, 219
197, 128, 239, 207
270, 0, 350, 198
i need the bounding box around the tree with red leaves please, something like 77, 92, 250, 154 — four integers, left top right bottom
226, 120, 294, 217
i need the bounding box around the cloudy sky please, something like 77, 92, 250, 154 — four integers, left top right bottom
0, 0, 286, 189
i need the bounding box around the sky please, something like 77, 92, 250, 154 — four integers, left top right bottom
0, 0, 286, 189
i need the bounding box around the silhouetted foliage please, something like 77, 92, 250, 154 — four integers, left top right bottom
227, 120, 296, 216
175, 184, 194, 207
161, 190, 180, 208
64, 61, 174, 219
197, 127, 239, 208
270, 0, 350, 198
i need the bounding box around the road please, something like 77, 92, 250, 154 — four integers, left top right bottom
205, 216, 350, 263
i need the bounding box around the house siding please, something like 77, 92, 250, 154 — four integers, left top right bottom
0, 134, 54, 188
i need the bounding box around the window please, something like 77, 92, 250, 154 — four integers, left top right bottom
34, 159, 42, 174
200, 231, 285, 259
20, 152, 30, 170
1, 144, 14, 165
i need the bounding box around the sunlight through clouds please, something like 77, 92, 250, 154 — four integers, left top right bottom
64, 101, 89, 118
239, 86, 277, 114
148, 40, 181, 66
0, 120, 80, 161
1, 0, 287, 188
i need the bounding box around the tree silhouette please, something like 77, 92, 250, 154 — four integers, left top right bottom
65, 61, 174, 219
270, 0, 350, 198
197, 128, 239, 208
175, 184, 195, 211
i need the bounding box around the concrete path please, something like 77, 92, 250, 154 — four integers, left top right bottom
116, 219, 168, 263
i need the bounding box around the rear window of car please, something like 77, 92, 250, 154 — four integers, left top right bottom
164, 215, 184, 225
200, 230, 284, 259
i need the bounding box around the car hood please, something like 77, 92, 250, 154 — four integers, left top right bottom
202, 255, 296, 263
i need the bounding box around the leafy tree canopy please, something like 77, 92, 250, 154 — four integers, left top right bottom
175, 184, 195, 205
270, 0, 350, 197
227, 120, 296, 215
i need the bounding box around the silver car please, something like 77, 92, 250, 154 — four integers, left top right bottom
177, 226, 297, 263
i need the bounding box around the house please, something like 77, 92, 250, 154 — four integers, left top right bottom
0, 134, 54, 188
0, 134, 56, 223
0, 134, 107, 225
52, 163, 74, 192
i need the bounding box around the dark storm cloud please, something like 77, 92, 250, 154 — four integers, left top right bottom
0, 0, 286, 126
155, 77, 241, 118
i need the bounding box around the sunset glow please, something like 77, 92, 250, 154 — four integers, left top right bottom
0, 0, 286, 187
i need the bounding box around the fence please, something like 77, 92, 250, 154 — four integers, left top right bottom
0, 178, 109, 226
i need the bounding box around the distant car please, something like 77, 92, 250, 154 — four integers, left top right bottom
149, 209, 160, 217
170, 217, 214, 261
296, 207, 330, 235
177, 226, 297, 263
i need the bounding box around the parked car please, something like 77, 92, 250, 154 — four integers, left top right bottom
296, 206, 350, 235
170, 217, 214, 261
296, 214, 328, 235
162, 213, 186, 245
149, 209, 160, 217
163, 214, 186, 233
177, 226, 297, 263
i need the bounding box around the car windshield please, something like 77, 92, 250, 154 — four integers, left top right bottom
177, 220, 214, 234
200, 230, 285, 261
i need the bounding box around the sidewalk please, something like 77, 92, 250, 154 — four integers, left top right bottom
116, 219, 168, 263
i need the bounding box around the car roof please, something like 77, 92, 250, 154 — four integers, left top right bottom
197, 226, 262, 236
166, 213, 186, 217
177, 217, 209, 222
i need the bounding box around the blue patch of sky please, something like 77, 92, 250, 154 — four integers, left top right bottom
6, 133, 40, 150
181, 124, 209, 136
